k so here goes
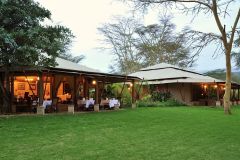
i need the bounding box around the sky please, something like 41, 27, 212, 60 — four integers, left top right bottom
35, 0, 239, 73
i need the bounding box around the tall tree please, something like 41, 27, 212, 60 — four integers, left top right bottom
98, 17, 141, 74
0, 0, 74, 113
98, 16, 192, 74
135, 16, 192, 68
123, 0, 240, 115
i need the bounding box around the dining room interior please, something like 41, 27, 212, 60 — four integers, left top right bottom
10, 69, 139, 114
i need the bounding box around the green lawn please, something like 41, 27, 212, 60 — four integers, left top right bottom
1, 107, 240, 160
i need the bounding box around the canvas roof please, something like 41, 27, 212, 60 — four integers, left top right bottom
129, 63, 230, 84
54, 57, 102, 73
47, 57, 140, 82
0, 57, 140, 82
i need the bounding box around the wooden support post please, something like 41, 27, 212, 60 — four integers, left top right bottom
51, 74, 55, 99
100, 76, 107, 99
84, 77, 88, 98
237, 86, 240, 105
205, 84, 209, 106
216, 84, 220, 101
95, 80, 99, 104
238, 86, 240, 101
132, 80, 136, 108
137, 78, 144, 100
233, 89, 236, 100
10, 75, 14, 113
74, 75, 77, 107
38, 72, 43, 106
230, 88, 234, 105
216, 83, 221, 106
120, 77, 127, 97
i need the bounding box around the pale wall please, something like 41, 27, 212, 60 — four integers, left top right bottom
166, 83, 192, 104
142, 83, 193, 105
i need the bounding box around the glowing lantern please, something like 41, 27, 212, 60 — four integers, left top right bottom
204, 85, 207, 89
92, 80, 96, 85
129, 83, 133, 87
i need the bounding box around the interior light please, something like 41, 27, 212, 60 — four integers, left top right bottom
92, 80, 96, 85
129, 83, 133, 87
214, 85, 218, 89
25, 78, 33, 81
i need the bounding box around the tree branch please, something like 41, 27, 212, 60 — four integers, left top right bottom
212, 0, 228, 47
229, 8, 240, 50
135, 0, 212, 9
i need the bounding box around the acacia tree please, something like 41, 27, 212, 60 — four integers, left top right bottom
98, 17, 141, 74
123, 0, 240, 115
98, 16, 193, 74
0, 0, 74, 113
135, 16, 192, 68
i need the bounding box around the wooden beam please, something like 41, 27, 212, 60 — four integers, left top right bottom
100, 76, 107, 99
238, 86, 240, 101
38, 72, 43, 106
216, 83, 220, 101
74, 75, 77, 107
51, 74, 55, 99
119, 76, 127, 98
43, 74, 49, 99
84, 77, 88, 98
95, 80, 99, 104
136, 78, 144, 100
132, 80, 136, 103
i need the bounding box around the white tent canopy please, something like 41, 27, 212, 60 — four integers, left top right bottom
55, 57, 102, 73
129, 63, 225, 84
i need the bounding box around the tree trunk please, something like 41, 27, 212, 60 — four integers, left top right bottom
223, 49, 232, 115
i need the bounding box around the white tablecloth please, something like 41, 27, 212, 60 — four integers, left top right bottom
109, 99, 120, 108
86, 99, 95, 108
43, 100, 52, 109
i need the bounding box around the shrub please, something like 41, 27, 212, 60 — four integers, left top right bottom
151, 91, 171, 102
162, 99, 186, 106
142, 94, 152, 101
136, 98, 186, 107
121, 91, 132, 108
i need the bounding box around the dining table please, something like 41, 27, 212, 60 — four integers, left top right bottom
85, 99, 95, 108
42, 100, 52, 109
109, 99, 120, 108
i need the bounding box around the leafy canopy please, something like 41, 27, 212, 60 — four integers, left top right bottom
0, 0, 74, 68
99, 16, 192, 74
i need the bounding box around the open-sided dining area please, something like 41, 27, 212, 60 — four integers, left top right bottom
0, 58, 140, 114
13, 73, 137, 114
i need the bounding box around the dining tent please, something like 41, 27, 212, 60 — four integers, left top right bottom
129, 63, 240, 106
0, 57, 139, 113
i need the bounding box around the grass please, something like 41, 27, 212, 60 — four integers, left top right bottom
1, 107, 240, 160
